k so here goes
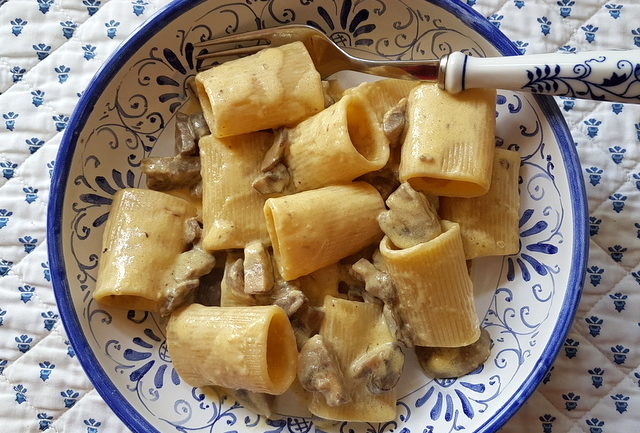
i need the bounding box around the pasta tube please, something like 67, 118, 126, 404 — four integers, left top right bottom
200, 132, 272, 251
439, 148, 521, 259
399, 84, 496, 197
285, 95, 389, 191
342, 78, 419, 122
195, 41, 324, 137
167, 304, 298, 395
94, 188, 196, 311
307, 297, 397, 422
264, 182, 385, 280
380, 220, 480, 347
298, 264, 341, 307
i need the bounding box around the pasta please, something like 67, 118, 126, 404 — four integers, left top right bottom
167, 304, 298, 394
439, 148, 521, 259
285, 94, 390, 191
93, 188, 197, 312
379, 220, 480, 347
93, 40, 517, 423
399, 84, 496, 197
263, 182, 385, 280
200, 131, 273, 251
195, 41, 324, 137
305, 297, 397, 422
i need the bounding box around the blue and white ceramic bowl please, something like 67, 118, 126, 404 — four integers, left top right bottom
48, 1, 588, 432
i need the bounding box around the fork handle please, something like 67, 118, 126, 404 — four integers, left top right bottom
441, 50, 640, 103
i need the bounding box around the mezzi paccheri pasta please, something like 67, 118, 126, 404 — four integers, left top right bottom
93, 41, 519, 422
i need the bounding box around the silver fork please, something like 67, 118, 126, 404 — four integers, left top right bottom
194, 24, 640, 104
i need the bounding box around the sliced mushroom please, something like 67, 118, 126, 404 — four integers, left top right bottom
252, 163, 291, 195
243, 240, 274, 294
184, 217, 202, 245
351, 258, 396, 305
231, 389, 274, 418
382, 304, 413, 348
261, 128, 288, 172
189, 112, 210, 141
174, 112, 211, 156
271, 280, 307, 317
175, 112, 197, 156
415, 328, 491, 378
141, 155, 201, 191
160, 247, 216, 316
222, 257, 246, 297
382, 98, 407, 147
298, 335, 350, 407
377, 182, 441, 249
350, 342, 404, 394
291, 304, 325, 349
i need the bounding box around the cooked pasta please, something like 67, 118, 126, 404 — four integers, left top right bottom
195, 41, 324, 137
200, 132, 273, 251
263, 182, 385, 280
439, 148, 521, 259
399, 84, 496, 197
167, 304, 298, 394
379, 220, 480, 347
285, 94, 389, 191
94, 188, 196, 312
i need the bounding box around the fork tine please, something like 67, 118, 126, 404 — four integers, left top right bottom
193, 28, 280, 49
196, 44, 270, 61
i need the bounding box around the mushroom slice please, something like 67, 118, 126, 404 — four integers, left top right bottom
222, 257, 246, 297
175, 112, 211, 156
271, 280, 307, 317
382, 98, 407, 147
160, 247, 216, 316
261, 128, 288, 172
415, 328, 491, 378
351, 258, 396, 305
377, 182, 441, 249
243, 240, 274, 295
350, 342, 404, 394
189, 112, 210, 141
298, 335, 350, 407
382, 304, 413, 348
252, 162, 291, 195
231, 389, 274, 418
141, 156, 201, 191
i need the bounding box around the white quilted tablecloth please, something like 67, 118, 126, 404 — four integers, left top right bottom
1, 0, 639, 432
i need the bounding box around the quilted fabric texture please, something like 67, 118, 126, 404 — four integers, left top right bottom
0, 0, 638, 432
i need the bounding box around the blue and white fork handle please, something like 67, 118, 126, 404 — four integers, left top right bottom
408, 51, 640, 103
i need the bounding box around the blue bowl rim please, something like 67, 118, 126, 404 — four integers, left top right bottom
47, 1, 588, 432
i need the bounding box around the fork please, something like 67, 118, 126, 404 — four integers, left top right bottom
195, 24, 640, 104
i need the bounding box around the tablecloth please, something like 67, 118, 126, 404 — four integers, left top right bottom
0, 0, 639, 432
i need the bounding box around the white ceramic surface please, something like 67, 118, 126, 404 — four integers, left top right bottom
48, 1, 588, 432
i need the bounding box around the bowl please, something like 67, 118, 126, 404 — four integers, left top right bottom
47, 0, 588, 432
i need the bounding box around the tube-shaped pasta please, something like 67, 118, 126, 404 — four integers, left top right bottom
308, 297, 397, 422
399, 84, 496, 197
298, 264, 341, 307
285, 95, 389, 191
264, 182, 385, 280
94, 188, 196, 311
200, 132, 272, 251
440, 148, 521, 259
380, 221, 480, 347
342, 78, 419, 122
167, 304, 298, 395
195, 41, 324, 137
